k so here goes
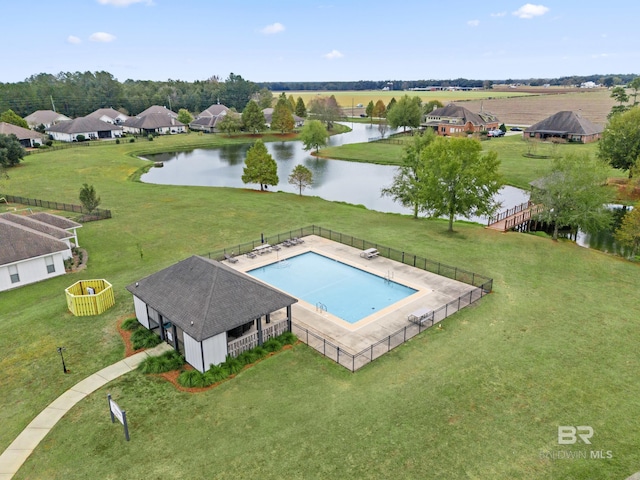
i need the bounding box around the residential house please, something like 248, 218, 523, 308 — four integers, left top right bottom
46, 116, 123, 142
524, 111, 603, 143
86, 108, 129, 125
136, 105, 178, 118
0, 212, 80, 292
126, 255, 297, 372
0, 122, 46, 148
24, 110, 71, 129
422, 104, 499, 136
262, 108, 305, 129
189, 104, 235, 133
123, 113, 186, 135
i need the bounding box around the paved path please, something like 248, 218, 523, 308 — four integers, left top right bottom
0, 343, 172, 480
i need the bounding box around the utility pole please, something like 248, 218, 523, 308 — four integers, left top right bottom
50, 95, 56, 112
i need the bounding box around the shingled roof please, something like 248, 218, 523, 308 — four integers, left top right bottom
24, 110, 70, 126
28, 212, 82, 230
425, 104, 498, 126
86, 108, 128, 122
126, 256, 297, 341
0, 218, 69, 265
525, 111, 603, 136
46, 116, 123, 134
124, 113, 184, 130
0, 213, 72, 241
0, 122, 45, 141
136, 105, 178, 118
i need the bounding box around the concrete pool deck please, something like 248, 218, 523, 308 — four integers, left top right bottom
226, 235, 479, 355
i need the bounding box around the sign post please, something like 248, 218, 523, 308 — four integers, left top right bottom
107, 394, 130, 441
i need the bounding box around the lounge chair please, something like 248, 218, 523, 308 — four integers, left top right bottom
281, 240, 292, 247
246, 251, 257, 259
293, 237, 304, 244
360, 248, 379, 259
272, 244, 281, 251
224, 253, 238, 264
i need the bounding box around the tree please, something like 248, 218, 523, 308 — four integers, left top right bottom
295, 97, 307, 118
419, 136, 503, 232
609, 86, 630, 118
629, 77, 640, 106
615, 202, 640, 258
270, 99, 295, 133
177, 108, 193, 126
387, 95, 422, 132
299, 120, 328, 152
0, 134, 25, 167
365, 101, 374, 124
216, 112, 242, 136
255, 88, 274, 109
0, 109, 29, 129
373, 100, 386, 119
307, 95, 341, 129
598, 107, 640, 178
423, 100, 444, 117
241, 140, 278, 191
219, 73, 258, 110
241, 100, 265, 133
381, 130, 436, 218
288, 94, 296, 112
79, 183, 101, 213
386, 97, 397, 116
288, 164, 313, 195
531, 153, 613, 240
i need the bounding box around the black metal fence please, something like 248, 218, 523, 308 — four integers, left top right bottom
0, 193, 112, 222
202, 225, 493, 371
292, 284, 485, 372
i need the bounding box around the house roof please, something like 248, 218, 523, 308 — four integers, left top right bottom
136, 105, 178, 118
28, 212, 82, 230
200, 104, 230, 117
46, 116, 123, 134
124, 113, 185, 130
86, 108, 128, 121
0, 213, 72, 241
24, 110, 70, 126
126, 255, 297, 341
262, 108, 304, 124
0, 218, 69, 266
0, 122, 45, 141
424, 104, 498, 126
524, 111, 603, 136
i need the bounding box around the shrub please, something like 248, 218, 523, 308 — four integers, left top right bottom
263, 337, 283, 352
204, 364, 229, 384
252, 346, 268, 359
278, 331, 297, 345
178, 370, 206, 388
121, 317, 141, 331
223, 354, 244, 374
130, 329, 162, 350
76, 134, 85, 142
45, 140, 53, 146
138, 350, 184, 373
237, 349, 260, 366
115, 138, 120, 144
148, 134, 154, 141
129, 138, 135, 143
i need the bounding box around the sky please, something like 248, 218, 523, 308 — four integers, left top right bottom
2, 0, 639, 84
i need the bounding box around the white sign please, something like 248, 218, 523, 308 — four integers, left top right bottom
109, 398, 125, 425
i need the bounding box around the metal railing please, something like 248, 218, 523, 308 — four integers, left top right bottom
0, 193, 112, 221
487, 200, 532, 226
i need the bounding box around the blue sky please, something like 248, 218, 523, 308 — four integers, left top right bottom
2, 0, 638, 83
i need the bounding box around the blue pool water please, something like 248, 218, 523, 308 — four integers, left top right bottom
248, 252, 417, 324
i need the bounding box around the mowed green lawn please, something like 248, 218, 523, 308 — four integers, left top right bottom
1, 135, 639, 479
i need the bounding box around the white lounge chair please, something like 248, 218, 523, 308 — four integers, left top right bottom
360, 248, 379, 259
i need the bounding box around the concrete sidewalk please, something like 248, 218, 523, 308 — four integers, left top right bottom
0, 343, 172, 480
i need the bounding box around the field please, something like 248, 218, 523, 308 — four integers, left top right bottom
289, 86, 616, 126
1, 129, 639, 479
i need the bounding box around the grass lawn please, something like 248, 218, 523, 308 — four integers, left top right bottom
2, 135, 640, 479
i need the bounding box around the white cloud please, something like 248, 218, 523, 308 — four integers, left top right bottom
592, 53, 609, 58
467, 19, 480, 27
89, 32, 117, 42
97, 0, 153, 6
491, 11, 507, 17
323, 49, 344, 60
67, 35, 82, 44
513, 4, 549, 19
260, 22, 285, 34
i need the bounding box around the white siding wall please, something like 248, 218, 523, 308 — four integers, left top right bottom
132, 295, 150, 328
0, 253, 66, 292
183, 333, 205, 373
202, 333, 227, 370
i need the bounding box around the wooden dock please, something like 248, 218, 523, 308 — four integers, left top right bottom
487, 201, 542, 232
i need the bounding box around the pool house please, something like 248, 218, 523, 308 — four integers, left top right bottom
126, 255, 297, 372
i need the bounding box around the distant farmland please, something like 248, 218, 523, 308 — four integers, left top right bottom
284, 86, 616, 126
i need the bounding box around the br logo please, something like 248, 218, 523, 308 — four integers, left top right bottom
558, 426, 594, 445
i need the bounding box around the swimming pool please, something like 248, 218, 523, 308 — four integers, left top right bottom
248, 252, 417, 324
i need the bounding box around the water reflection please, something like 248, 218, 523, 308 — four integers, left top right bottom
218, 144, 246, 165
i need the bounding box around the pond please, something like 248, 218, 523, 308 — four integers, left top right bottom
141, 123, 529, 220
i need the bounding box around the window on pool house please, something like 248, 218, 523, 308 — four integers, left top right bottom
9, 265, 20, 283
45, 256, 56, 274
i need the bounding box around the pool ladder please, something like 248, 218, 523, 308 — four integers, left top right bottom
385, 270, 394, 283
316, 302, 327, 313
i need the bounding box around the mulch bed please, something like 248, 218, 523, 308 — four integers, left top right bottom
115, 315, 294, 393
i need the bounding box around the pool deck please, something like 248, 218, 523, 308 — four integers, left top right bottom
226, 235, 478, 355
